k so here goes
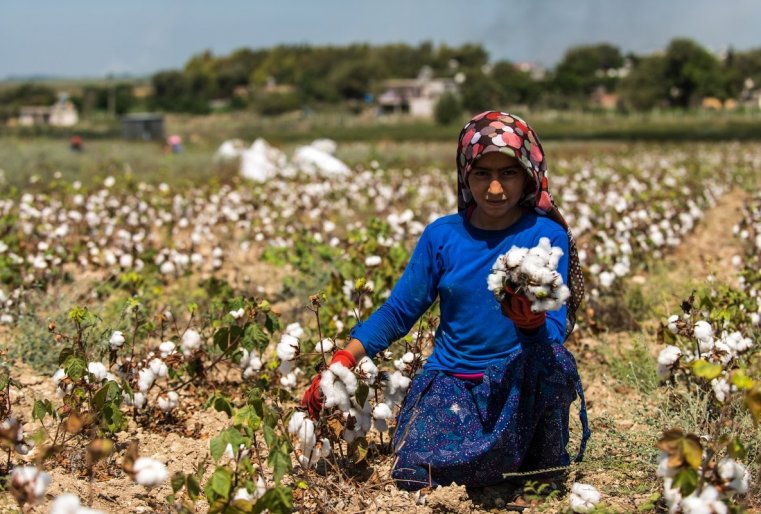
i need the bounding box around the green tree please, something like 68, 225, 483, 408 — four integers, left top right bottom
551, 43, 624, 99
662, 38, 722, 107
618, 55, 669, 111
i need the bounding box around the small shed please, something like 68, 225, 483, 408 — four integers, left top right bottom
121, 113, 164, 141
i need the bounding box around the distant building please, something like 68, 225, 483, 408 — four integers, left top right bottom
18, 93, 79, 127
377, 72, 458, 118
590, 86, 620, 110
121, 113, 165, 141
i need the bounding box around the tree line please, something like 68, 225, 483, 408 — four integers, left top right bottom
2, 38, 761, 120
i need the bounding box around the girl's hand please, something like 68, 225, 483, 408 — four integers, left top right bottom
500, 287, 546, 331
301, 349, 357, 419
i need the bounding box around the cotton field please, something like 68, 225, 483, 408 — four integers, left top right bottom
0, 142, 760, 513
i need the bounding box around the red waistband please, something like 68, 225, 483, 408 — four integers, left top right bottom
447, 372, 484, 382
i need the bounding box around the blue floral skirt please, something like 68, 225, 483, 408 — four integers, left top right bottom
391, 342, 590, 490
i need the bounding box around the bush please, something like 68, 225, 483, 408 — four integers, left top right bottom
434, 93, 462, 125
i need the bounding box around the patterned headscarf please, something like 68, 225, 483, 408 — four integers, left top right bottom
456, 110, 584, 338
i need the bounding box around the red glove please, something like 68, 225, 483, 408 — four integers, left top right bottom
301, 349, 357, 419
501, 287, 546, 331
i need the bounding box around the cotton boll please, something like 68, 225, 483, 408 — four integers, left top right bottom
486, 271, 507, 298
599, 271, 615, 288
718, 458, 750, 495
372, 403, 393, 420
158, 341, 175, 358
314, 338, 334, 353
667, 315, 680, 334
288, 412, 308, 435
148, 358, 168, 378
280, 371, 298, 389
87, 362, 108, 382
9, 466, 50, 504
679, 485, 727, 514
181, 329, 202, 356
504, 246, 528, 268
569, 483, 601, 513
233, 488, 253, 502
276, 334, 300, 361
357, 356, 378, 385
329, 362, 358, 395
133, 392, 146, 409
693, 321, 714, 343
157, 391, 179, 412
284, 322, 304, 338
109, 330, 126, 349
657, 346, 682, 380
137, 368, 155, 392
132, 457, 168, 488
365, 255, 382, 267
711, 377, 731, 403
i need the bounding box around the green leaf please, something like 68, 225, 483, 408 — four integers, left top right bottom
213, 327, 230, 352
208, 467, 232, 498
744, 386, 761, 425
171, 472, 185, 493
731, 369, 755, 390
671, 468, 698, 497
212, 396, 233, 417
263, 423, 277, 449
209, 434, 227, 462
355, 383, 369, 408
32, 399, 54, 422
63, 354, 87, 381
691, 359, 722, 380
58, 347, 74, 366
264, 312, 280, 334
233, 405, 261, 431
681, 436, 703, 469
186, 474, 201, 501
727, 437, 747, 460
246, 324, 270, 354
348, 436, 369, 464
267, 445, 292, 484
254, 486, 292, 514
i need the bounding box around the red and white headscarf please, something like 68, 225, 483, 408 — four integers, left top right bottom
456, 110, 584, 338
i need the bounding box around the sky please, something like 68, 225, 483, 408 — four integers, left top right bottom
2, 0, 761, 79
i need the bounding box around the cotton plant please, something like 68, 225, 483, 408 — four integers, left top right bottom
487, 237, 571, 312
9, 465, 51, 507
288, 411, 331, 468
657, 441, 751, 513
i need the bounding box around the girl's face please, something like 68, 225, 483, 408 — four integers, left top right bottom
467, 152, 529, 226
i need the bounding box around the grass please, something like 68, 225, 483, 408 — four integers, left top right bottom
3, 108, 761, 145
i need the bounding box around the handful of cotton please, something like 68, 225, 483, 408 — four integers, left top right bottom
487, 237, 570, 312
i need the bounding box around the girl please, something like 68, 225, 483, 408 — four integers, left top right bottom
302, 110, 589, 490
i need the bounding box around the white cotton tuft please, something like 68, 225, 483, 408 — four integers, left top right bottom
157, 391, 179, 412
314, 338, 334, 353
276, 334, 300, 361
181, 329, 202, 356
158, 341, 176, 357
372, 403, 393, 420
148, 358, 168, 378
109, 330, 125, 350
87, 362, 108, 382
137, 368, 155, 392
569, 483, 601, 513
693, 321, 714, 343
656, 345, 682, 380
718, 458, 750, 495
132, 457, 168, 487
357, 356, 378, 385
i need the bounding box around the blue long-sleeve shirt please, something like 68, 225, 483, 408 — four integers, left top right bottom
350, 210, 569, 374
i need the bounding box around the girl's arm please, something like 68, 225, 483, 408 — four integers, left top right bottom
349, 225, 442, 359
